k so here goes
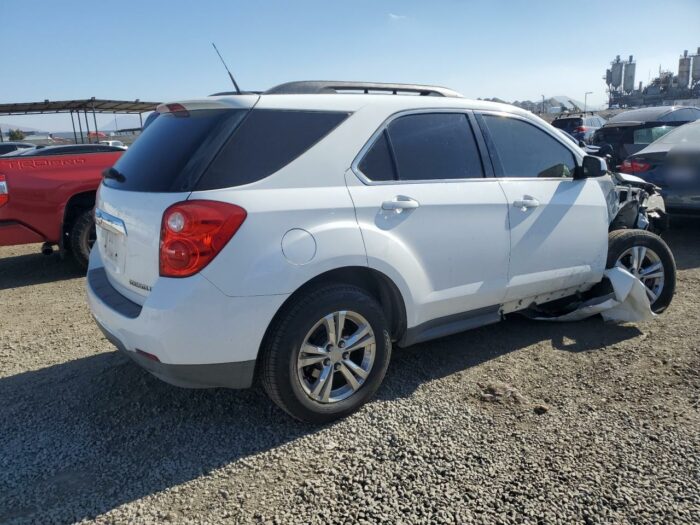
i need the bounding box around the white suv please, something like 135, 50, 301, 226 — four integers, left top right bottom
87, 81, 675, 422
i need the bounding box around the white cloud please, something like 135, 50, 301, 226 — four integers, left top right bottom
388, 13, 407, 21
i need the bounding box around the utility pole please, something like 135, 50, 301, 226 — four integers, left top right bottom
584, 91, 593, 112
541, 95, 545, 115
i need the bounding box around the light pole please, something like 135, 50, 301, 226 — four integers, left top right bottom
541, 95, 545, 114
584, 91, 593, 112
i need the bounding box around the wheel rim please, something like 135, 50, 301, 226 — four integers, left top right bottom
82, 223, 96, 254
296, 310, 376, 404
615, 245, 665, 304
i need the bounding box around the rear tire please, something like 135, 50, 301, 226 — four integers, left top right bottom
69, 209, 96, 270
261, 284, 391, 423
606, 229, 676, 313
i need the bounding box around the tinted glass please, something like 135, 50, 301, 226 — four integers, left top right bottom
657, 121, 700, 144
386, 113, 483, 181
105, 109, 247, 192
482, 115, 577, 178
358, 130, 396, 181
197, 110, 349, 190
633, 126, 674, 144
662, 108, 700, 123
552, 118, 583, 132
0, 144, 18, 154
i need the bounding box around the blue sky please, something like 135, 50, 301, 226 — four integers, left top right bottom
2, 0, 699, 131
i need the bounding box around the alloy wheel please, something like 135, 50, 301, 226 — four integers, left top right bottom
296, 310, 376, 404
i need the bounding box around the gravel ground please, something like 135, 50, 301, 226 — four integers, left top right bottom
1, 222, 699, 524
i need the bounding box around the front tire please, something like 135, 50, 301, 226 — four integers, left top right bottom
261, 284, 391, 423
606, 229, 676, 313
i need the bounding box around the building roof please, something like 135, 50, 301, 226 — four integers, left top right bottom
0, 98, 159, 116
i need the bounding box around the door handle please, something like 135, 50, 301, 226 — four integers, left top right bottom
381, 196, 420, 212
513, 196, 540, 211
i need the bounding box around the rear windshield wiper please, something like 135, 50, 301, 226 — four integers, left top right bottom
102, 167, 126, 182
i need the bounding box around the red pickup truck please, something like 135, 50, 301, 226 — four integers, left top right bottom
0, 144, 125, 268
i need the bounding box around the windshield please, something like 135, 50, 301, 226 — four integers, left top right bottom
656, 121, 700, 145
632, 126, 674, 144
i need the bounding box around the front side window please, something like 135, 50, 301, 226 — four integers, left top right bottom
358, 112, 483, 181
481, 115, 577, 178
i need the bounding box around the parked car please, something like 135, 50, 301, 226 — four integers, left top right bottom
87, 81, 676, 423
99, 140, 128, 149
592, 106, 700, 168
620, 119, 700, 216
551, 113, 606, 143
0, 141, 34, 155
0, 146, 125, 267
2, 143, 126, 157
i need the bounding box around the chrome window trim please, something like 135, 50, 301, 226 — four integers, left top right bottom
350, 108, 490, 186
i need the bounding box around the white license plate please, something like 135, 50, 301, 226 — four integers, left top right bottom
97, 225, 125, 273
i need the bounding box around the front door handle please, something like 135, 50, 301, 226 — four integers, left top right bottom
513, 196, 540, 211
381, 196, 420, 212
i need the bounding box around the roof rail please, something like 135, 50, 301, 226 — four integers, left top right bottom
264, 81, 462, 98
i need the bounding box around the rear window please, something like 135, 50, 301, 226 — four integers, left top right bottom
552, 118, 583, 132
633, 126, 674, 144
196, 109, 349, 190
106, 109, 247, 192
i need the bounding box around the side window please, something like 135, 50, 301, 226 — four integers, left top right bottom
358, 130, 396, 181
384, 113, 483, 181
481, 115, 577, 178
197, 109, 349, 190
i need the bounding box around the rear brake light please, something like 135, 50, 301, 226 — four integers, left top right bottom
159, 200, 246, 278
574, 126, 588, 133
0, 175, 7, 207
160, 103, 189, 117
620, 159, 651, 174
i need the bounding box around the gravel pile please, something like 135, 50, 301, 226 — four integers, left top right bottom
1, 223, 698, 524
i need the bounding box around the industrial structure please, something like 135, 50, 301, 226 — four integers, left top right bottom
605, 47, 700, 108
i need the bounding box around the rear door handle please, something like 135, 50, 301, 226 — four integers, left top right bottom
381, 196, 420, 212
513, 196, 540, 211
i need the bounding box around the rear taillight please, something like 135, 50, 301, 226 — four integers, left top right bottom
159, 200, 246, 278
574, 126, 588, 133
620, 159, 651, 174
0, 175, 8, 207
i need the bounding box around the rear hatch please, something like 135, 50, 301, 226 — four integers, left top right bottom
552, 117, 583, 135
95, 96, 258, 304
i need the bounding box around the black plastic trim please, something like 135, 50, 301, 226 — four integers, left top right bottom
399, 305, 502, 347
87, 267, 142, 319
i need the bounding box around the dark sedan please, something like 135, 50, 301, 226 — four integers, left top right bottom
0, 141, 34, 155
591, 106, 700, 168
620, 120, 700, 216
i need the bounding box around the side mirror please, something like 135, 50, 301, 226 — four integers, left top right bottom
576, 155, 608, 179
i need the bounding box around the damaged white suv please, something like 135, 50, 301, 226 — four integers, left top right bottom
87, 81, 676, 422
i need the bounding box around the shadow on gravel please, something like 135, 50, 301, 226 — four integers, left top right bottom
378, 315, 642, 401
664, 217, 700, 270
0, 315, 641, 523
0, 250, 83, 290
0, 351, 314, 524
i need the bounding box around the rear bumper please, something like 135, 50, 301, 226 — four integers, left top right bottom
87, 250, 288, 389
94, 316, 256, 388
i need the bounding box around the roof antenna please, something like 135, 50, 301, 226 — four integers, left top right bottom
211, 43, 241, 94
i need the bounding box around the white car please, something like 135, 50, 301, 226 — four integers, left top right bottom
99, 140, 127, 149
87, 81, 676, 422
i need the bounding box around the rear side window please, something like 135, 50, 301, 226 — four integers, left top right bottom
358, 113, 483, 181
106, 109, 247, 192
481, 115, 577, 178
358, 131, 396, 181
197, 110, 349, 190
